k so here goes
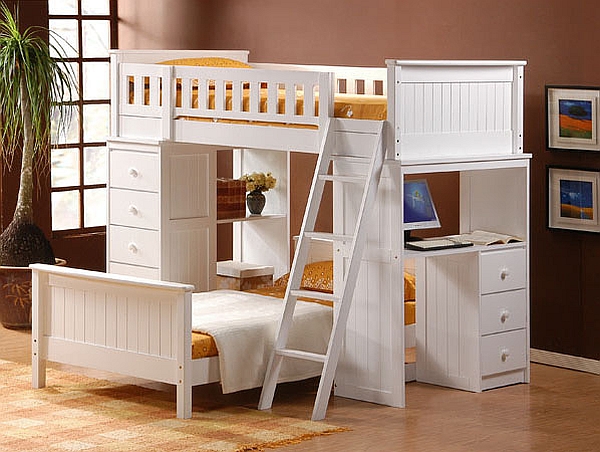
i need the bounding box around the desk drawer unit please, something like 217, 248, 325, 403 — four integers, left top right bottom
416, 246, 529, 393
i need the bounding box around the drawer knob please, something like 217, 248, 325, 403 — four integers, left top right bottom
128, 242, 138, 254
501, 348, 510, 362
128, 205, 139, 216
500, 268, 510, 281
500, 310, 510, 323
128, 167, 139, 178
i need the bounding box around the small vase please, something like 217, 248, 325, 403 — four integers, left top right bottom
246, 189, 266, 215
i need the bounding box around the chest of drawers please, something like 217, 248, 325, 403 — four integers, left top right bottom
107, 138, 216, 291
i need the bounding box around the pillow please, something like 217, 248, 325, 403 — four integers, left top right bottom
274, 260, 334, 294
404, 272, 416, 301
158, 57, 252, 68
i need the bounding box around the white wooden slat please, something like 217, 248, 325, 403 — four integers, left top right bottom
267, 82, 278, 115
64, 288, 75, 341
305, 84, 316, 118
138, 298, 149, 354
214, 78, 225, 113
442, 83, 451, 133
249, 81, 260, 115
117, 295, 127, 350
160, 300, 173, 358
83, 290, 94, 343
460, 83, 470, 133
106, 293, 117, 348
52, 286, 64, 338
149, 76, 160, 107
423, 83, 433, 134
148, 299, 161, 356
451, 83, 460, 133
432, 83, 442, 134
232, 80, 243, 113
95, 291, 106, 346
134, 75, 143, 106
478, 83, 489, 131
181, 77, 191, 110
127, 297, 139, 352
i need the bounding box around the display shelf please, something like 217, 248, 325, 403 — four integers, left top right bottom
216, 213, 286, 225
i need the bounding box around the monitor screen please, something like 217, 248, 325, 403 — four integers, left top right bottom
403, 179, 441, 231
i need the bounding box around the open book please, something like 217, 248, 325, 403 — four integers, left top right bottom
454, 230, 523, 246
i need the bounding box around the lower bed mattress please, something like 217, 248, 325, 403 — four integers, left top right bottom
190, 263, 416, 359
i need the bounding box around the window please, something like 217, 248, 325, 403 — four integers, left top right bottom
48, 0, 117, 234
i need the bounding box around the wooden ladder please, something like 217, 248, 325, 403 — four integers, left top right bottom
258, 119, 385, 420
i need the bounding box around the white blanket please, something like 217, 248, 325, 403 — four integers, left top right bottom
191, 290, 332, 393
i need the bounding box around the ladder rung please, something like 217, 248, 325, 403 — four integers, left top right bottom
290, 289, 339, 303
319, 174, 366, 184
331, 155, 371, 164
305, 231, 353, 242
276, 348, 327, 363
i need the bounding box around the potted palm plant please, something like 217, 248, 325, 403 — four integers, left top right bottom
0, 4, 75, 328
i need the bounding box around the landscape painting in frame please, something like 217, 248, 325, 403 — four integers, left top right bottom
547, 86, 600, 151
548, 167, 600, 233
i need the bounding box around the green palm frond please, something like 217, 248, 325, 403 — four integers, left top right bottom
0, 3, 76, 169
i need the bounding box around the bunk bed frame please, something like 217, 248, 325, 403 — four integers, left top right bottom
32, 50, 529, 419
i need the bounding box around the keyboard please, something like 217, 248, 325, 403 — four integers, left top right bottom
405, 238, 474, 251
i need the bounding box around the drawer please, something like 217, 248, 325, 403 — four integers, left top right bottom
480, 248, 526, 294
110, 150, 159, 192
480, 329, 527, 376
480, 289, 527, 335
109, 261, 160, 280
110, 188, 160, 230
109, 225, 159, 267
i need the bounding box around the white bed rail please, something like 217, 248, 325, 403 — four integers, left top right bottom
114, 59, 334, 143
253, 63, 387, 96
31, 263, 196, 418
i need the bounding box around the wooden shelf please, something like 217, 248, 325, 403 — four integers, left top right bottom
216, 213, 286, 225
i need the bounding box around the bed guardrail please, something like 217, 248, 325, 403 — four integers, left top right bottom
117, 63, 334, 138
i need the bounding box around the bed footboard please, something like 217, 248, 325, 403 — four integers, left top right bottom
30, 264, 196, 418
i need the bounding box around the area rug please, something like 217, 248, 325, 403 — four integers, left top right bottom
0, 360, 347, 451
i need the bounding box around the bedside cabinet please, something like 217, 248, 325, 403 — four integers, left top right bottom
416, 246, 529, 392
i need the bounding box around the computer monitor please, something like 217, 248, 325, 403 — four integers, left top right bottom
403, 179, 440, 240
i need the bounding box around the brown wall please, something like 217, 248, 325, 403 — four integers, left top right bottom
117, 0, 600, 359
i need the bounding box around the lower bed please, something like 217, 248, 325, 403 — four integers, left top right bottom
30, 264, 331, 419
30, 261, 416, 418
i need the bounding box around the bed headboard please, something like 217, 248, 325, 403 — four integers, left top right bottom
386, 59, 527, 161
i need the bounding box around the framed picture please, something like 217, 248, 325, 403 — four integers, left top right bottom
548, 167, 600, 233
546, 86, 600, 151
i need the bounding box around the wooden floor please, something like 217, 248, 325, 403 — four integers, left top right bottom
3, 325, 600, 451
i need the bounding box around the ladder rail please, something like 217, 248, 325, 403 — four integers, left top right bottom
258, 118, 335, 410
259, 118, 386, 421
311, 121, 385, 420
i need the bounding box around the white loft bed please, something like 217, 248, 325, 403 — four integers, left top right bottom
33, 50, 528, 418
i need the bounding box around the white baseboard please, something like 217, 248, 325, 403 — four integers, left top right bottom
530, 348, 600, 375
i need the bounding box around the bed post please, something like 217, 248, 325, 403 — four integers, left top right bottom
176, 290, 193, 419
31, 266, 48, 389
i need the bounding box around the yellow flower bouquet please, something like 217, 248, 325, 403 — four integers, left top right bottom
240, 172, 277, 193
